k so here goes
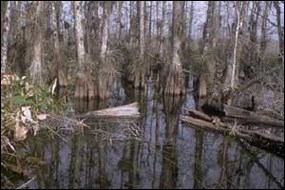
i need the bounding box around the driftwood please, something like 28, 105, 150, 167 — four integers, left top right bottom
181, 109, 284, 157
78, 102, 140, 119
223, 104, 284, 128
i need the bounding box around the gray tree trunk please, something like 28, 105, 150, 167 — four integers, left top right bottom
188, 1, 194, 40
223, 2, 247, 104
159, 1, 166, 56
260, 2, 271, 56
1, 1, 11, 73
172, 1, 183, 70
198, 1, 217, 97
149, 1, 152, 38
29, 1, 45, 86
74, 1, 95, 99
134, 1, 146, 88
100, 2, 110, 61
273, 1, 284, 55
117, 1, 123, 39
139, 1, 145, 59
51, 1, 66, 87
164, 1, 185, 95
74, 1, 85, 70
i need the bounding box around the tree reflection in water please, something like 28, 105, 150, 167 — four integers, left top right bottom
159, 95, 183, 189
24, 82, 283, 189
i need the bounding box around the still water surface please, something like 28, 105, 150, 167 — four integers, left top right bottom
23, 82, 284, 189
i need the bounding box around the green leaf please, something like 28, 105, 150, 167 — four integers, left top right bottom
13, 96, 33, 106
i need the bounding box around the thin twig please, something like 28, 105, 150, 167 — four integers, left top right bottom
16, 176, 36, 189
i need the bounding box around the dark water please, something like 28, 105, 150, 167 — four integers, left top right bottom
20, 81, 284, 189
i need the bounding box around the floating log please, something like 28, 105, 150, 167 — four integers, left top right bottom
198, 97, 284, 128
183, 108, 212, 122
79, 102, 140, 119
181, 115, 284, 157
223, 104, 284, 128
181, 115, 222, 133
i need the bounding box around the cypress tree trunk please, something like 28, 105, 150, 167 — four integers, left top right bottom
164, 1, 185, 96
1, 1, 12, 73
51, 1, 67, 87
74, 1, 95, 100
29, 1, 45, 86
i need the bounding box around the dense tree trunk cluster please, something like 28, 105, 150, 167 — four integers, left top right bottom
1, 1, 283, 100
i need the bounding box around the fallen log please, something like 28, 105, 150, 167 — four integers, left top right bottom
183, 108, 212, 122
223, 104, 284, 128
181, 115, 284, 157
256, 109, 284, 121
78, 102, 140, 119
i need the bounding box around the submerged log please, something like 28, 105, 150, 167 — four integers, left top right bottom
79, 102, 140, 119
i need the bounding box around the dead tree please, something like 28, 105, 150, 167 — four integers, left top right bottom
223, 1, 247, 105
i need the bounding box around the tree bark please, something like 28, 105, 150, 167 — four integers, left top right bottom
230, 2, 241, 88
249, 2, 260, 45
117, 1, 123, 39
246, 1, 260, 66
149, 1, 152, 38
188, 1, 194, 40
99, 2, 114, 99
129, 1, 138, 45
159, 1, 166, 56
100, 1, 111, 61
29, 1, 45, 86
134, 1, 146, 89
74, 1, 85, 70
260, 2, 271, 56
223, 2, 247, 104
164, 1, 185, 95
74, 1, 95, 99
51, 1, 66, 87
1, 1, 9, 41
1, 1, 11, 73
273, 1, 284, 55
156, 1, 159, 38
139, 1, 145, 59
197, 1, 217, 98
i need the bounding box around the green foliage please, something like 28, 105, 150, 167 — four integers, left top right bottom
8, 78, 57, 113
1, 76, 61, 147
1, 76, 62, 188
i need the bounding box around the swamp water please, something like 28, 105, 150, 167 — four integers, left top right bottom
11, 81, 284, 189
